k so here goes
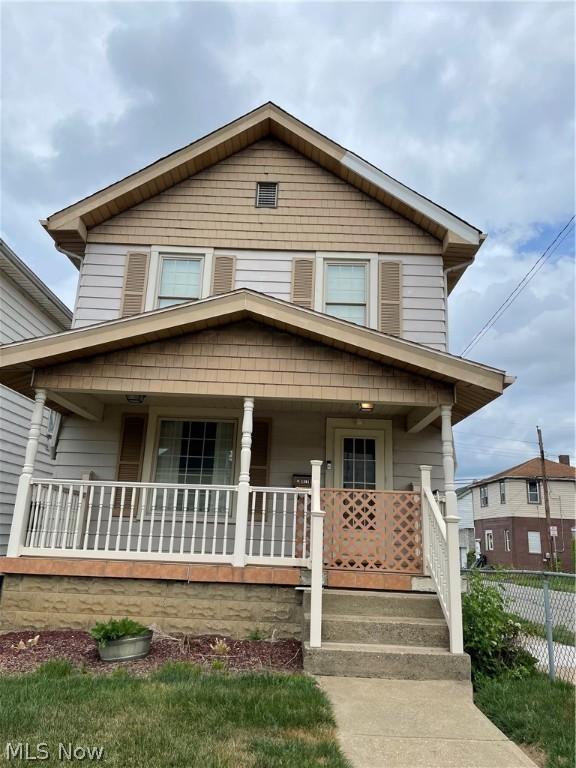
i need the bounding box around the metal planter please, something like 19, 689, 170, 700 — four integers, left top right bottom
97, 630, 153, 662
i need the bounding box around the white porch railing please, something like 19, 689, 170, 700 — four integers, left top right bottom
420, 465, 463, 653
21, 479, 314, 568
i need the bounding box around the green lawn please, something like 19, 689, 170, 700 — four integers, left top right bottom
497, 573, 576, 593
507, 612, 576, 647
0, 661, 350, 768
474, 673, 575, 768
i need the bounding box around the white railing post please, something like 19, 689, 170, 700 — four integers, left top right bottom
309, 460, 324, 648
7, 389, 47, 557
441, 405, 463, 654
419, 465, 432, 576
232, 397, 254, 567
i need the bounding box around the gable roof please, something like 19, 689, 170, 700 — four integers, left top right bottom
0, 239, 72, 330
474, 457, 576, 485
0, 289, 509, 423
41, 102, 484, 292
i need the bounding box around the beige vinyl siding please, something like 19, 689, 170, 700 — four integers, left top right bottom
392, 421, 444, 490
0, 271, 62, 554
87, 139, 441, 255
35, 320, 453, 406
473, 478, 576, 521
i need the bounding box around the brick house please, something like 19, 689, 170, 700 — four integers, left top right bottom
473, 457, 575, 572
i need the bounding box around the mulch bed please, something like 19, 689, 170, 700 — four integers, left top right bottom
0, 629, 303, 675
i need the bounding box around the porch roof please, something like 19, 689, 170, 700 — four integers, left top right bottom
0, 289, 512, 423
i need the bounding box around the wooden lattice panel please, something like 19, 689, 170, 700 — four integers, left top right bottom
321, 489, 423, 574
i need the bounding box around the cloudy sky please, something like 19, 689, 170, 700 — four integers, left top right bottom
2, 0, 574, 481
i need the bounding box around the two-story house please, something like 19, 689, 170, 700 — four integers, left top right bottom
0, 240, 72, 555
473, 456, 575, 572
0, 103, 513, 678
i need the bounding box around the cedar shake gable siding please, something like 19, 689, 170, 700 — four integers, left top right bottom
86, 139, 442, 255
33, 319, 454, 405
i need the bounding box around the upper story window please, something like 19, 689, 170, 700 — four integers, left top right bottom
526, 479, 541, 504
256, 182, 278, 208
157, 256, 203, 308
325, 262, 368, 325
499, 480, 506, 504
479, 485, 489, 507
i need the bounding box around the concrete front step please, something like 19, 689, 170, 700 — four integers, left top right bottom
304, 641, 471, 681
305, 613, 449, 647
304, 589, 444, 619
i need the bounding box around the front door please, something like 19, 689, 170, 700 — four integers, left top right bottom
333, 429, 385, 490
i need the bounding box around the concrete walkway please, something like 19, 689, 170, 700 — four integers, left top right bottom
318, 676, 538, 768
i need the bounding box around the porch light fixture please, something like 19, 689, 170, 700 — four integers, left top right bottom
358, 402, 374, 413
125, 394, 146, 405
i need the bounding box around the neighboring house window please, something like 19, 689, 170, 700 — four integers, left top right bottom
527, 531, 542, 554
504, 529, 511, 552
484, 530, 494, 551
157, 257, 203, 307
325, 262, 368, 325
526, 479, 541, 504
479, 485, 489, 507
499, 480, 506, 504
154, 420, 235, 485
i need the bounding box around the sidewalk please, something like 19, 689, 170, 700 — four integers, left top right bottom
318, 676, 538, 768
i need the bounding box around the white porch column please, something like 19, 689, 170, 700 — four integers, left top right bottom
232, 397, 254, 567
7, 389, 47, 557
309, 460, 324, 648
441, 404, 464, 654
419, 464, 432, 576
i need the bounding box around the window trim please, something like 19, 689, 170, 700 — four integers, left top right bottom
526, 479, 541, 504
314, 252, 378, 329
499, 479, 506, 504
145, 246, 214, 311
504, 529, 511, 552
479, 485, 489, 508
484, 530, 494, 551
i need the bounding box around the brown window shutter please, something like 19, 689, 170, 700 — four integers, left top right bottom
120, 252, 149, 317
114, 414, 147, 515
212, 255, 236, 295
291, 258, 315, 308
378, 261, 402, 336
250, 419, 270, 487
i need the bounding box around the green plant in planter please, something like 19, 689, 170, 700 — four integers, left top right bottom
90, 618, 149, 647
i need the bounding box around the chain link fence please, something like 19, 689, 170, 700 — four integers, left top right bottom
462, 569, 576, 682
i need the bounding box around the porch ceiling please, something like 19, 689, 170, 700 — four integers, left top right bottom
0, 290, 511, 424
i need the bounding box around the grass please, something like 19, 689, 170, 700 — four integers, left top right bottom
0, 660, 350, 768
474, 673, 575, 768
496, 573, 576, 593
507, 612, 576, 647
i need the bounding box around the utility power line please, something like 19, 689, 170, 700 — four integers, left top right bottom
460, 217, 575, 356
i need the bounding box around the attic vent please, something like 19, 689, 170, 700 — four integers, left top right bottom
256, 182, 278, 208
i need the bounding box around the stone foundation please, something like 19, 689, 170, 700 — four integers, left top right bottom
0, 575, 303, 639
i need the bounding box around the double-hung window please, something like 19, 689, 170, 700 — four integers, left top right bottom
157, 256, 203, 308
484, 530, 494, 551
325, 262, 367, 326
504, 529, 511, 552
154, 420, 235, 486
499, 480, 506, 504
527, 479, 541, 504
479, 485, 489, 508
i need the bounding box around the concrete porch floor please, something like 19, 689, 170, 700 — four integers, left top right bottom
317, 676, 538, 768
